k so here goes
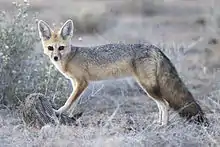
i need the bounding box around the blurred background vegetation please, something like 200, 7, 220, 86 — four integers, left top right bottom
0, 3, 71, 109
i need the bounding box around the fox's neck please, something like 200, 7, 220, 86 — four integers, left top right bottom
68, 45, 78, 61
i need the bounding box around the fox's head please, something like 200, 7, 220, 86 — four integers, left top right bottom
38, 19, 74, 62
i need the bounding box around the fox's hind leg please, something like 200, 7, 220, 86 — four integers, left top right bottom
157, 100, 169, 125
133, 66, 169, 125
137, 81, 169, 125
155, 100, 162, 124
136, 79, 169, 125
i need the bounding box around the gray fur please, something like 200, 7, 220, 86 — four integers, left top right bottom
65, 43, 208, 125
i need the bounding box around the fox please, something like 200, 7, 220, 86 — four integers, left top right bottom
37, 19, 208, 126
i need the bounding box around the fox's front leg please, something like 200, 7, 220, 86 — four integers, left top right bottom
55, 79, 88, 115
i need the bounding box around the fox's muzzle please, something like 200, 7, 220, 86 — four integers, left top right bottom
54, 56, 58, 61
51, 52, 61, 62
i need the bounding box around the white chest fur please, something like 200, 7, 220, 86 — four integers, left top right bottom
51, 60, 71, 79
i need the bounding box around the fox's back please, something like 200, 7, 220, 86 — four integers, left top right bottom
73, 43, 161, 64
67, 43, 162, 81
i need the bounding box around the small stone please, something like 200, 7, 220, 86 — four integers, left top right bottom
78, 37, 82, 41
208, 38, 218, 45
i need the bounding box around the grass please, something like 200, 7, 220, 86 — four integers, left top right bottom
0, 1, 220, 147
1, 41, 220, 146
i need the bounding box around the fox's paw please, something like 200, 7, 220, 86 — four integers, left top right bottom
53, 108, 65, 116
153, 120, 168, 127
153, 119, 161, 125
53, 109, 60, 116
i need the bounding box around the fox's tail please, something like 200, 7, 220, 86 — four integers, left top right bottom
157, 51, 209, 126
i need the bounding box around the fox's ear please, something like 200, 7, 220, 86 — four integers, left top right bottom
59, 19, 74, 40
38, 20, 52, 40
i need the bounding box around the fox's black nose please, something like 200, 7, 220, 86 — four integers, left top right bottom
54, 56, 58, 61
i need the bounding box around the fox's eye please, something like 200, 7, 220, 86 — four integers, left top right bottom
58, 46, 65, 51
48, 46, 54, 51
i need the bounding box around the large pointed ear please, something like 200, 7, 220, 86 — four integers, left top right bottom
38, 20, 52, 40
59, 19, 74, 40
